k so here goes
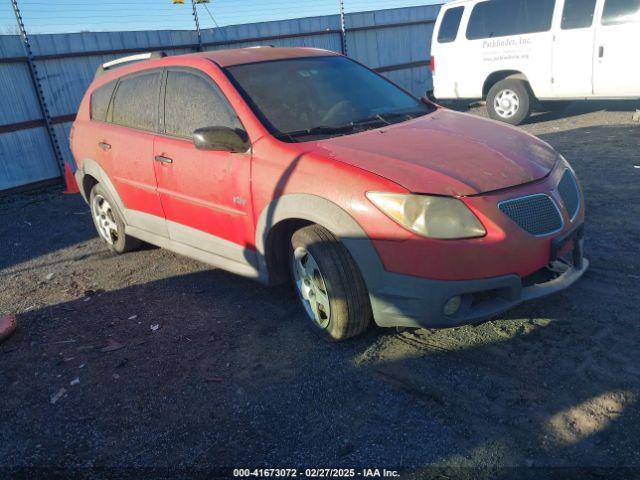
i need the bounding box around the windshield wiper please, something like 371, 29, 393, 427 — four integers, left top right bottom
279, 110, 429, 141
351, 110, 427, 127
280, 124, 357, 140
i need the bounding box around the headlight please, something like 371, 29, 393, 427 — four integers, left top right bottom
366, 192, 486, 239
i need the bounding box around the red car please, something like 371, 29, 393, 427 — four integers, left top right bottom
71, 47, 588, 341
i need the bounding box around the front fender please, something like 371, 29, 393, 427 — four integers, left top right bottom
254, 193, 388, 309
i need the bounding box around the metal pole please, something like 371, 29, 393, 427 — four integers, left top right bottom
339, 0, 348, 55
191, 0, 203, 51
10, 0, 65, 177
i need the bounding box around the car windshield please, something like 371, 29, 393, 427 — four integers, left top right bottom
224, 56, 434, 142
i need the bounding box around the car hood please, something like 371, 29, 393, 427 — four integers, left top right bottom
312, 109, 558, 196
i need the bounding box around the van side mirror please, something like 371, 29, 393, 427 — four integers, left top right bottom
192, 127, 249, 152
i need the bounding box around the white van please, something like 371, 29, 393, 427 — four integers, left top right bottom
430, 0, 640, 124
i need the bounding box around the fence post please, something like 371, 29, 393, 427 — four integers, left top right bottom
191, 0, 204, 51
10, 0, 65, 178
339, 0, 348, 55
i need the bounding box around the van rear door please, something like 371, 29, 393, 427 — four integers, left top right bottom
551, 0, 598, 97
593, 0, 640, 96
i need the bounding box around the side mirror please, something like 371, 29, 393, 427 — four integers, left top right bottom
192, 126, 249, 152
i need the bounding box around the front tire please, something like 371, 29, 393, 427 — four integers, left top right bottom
90, 183, 141, 254
487, 78, 532, 125
290, 225, 371, 341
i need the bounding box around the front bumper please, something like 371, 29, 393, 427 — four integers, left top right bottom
370, 224, 588, 329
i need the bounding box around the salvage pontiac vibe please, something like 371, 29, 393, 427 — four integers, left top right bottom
71, 47, 588, 341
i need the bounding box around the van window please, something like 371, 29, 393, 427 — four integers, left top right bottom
602, 0, 640, 24
163, 71, 241, 139
90, 81, 116, 122
111, 72, 161, 131
466, 0, 555, 39
562, 0, 597, 29
438, 7, 464, 43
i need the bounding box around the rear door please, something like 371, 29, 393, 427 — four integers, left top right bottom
106, 70, 167, 236
552, 0, 598, 97
153, 68, 254, 259
594, 0, 640, 96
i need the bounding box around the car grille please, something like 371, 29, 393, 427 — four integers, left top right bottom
498, 194, 563, 236
558, 169, 580, 220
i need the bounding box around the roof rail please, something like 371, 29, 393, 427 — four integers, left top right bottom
94, 51, 167, 79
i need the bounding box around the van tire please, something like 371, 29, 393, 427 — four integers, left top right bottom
89, 183, 141, 254
487, 79, 531, 125
290, 225, 372, 341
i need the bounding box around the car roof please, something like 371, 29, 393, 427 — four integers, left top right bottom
190, 46, 340, 67
91, 47, 340, 86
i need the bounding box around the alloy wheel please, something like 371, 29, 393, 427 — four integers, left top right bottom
91, 194, 118, 245
292, 247, 331, 328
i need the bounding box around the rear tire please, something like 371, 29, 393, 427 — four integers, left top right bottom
290, 225, 371, 341
90, 183, 141, 254
487, 78, 532, 125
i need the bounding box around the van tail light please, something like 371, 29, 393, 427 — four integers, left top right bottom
429, 56, 435, 73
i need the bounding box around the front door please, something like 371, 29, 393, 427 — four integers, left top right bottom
552, 0, 598, 97
594, 0, 640, 96
153, 68, 254, 264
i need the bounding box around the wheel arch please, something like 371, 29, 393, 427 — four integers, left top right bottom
76, 158, 128, 222
482, 71, 529, 99
255, 194, 385, 291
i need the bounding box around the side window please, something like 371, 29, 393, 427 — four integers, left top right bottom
90, 81, 116, 122
438, 7, 465, 43
602, 0, 640, 24
164, 70, 241, 139
467, 0, 556, 40
111, 71, 161, 131
562, 0, 597, 28
562, 0, 596, 30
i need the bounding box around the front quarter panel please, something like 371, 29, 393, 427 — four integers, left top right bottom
251, 137, 412, 245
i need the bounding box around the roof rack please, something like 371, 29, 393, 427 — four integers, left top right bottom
94, 51, 167, 79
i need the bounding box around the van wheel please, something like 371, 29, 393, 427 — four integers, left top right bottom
90, 183, 141, 254
487, 79, 531, 125
290, 225, 371, 341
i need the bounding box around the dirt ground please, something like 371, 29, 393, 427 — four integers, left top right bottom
1, 102, 639, 478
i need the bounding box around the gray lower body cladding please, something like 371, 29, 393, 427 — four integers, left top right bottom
367, 256, 589, 329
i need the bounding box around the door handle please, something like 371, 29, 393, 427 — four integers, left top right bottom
599, 46, 604, 58
154, 155, 173, 164
98, 141, 111, 151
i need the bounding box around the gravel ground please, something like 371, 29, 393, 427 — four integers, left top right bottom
1, 102, 639, 478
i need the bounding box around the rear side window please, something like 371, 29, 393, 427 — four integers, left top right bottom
562, 0, 597, 29
111, 71, 161, 132
438, 7, 465, 43
90, 81, 116, 122
602, 0, 640, 24
163, 70, 241, 139
466, 0, 556, 39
